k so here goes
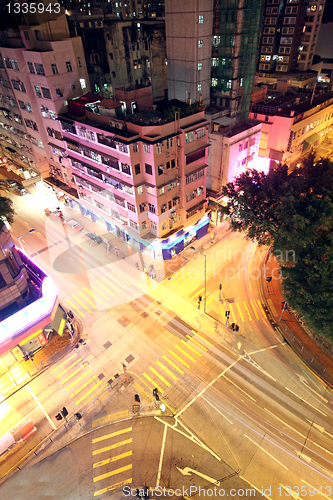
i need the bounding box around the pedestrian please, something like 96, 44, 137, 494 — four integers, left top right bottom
67, 310, 74, 319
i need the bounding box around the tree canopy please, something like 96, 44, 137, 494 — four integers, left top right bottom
220, 153, 333, 339
0, 195, 15, 230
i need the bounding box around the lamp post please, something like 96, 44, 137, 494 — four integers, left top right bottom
190, 246, 207, 314
17, 229, 35, 251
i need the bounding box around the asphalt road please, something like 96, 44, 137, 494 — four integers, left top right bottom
1, 189, 333, 499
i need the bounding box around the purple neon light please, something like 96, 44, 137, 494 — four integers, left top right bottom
0, 249, 59, 344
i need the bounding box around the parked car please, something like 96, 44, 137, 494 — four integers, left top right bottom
44, 207, 62, 217
63, 219, 83, 231
16, 186, 28, 196
7, 180, 18, 190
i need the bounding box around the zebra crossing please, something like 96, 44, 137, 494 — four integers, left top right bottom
91, 424, 133, 497
51, 350, 107, 407
169, 271, 268, 324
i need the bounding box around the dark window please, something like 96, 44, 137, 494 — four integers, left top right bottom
171, 159, 175, 168
34, 30, 43, 41
166, 161, 170, 169
145, 163, 152, 175
158, 165, 164, 175
186, 148, 205, 165
23, 30, 29, 40
41, 87, 51, 99
135, 163, 140, 174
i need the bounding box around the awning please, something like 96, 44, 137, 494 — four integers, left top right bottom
186, 200, 205, 213
185, 144, 210, 156
58, 116, 75, 124
64, 137, 80, 146
156, 177, 178, 189
5, 146, 16, 153
48, 142, 66, 152
186, 165, 208, 177
304, 133, 320, 145
49, 304, 67, 336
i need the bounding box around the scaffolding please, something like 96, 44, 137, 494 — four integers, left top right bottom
212, 0, 264, 120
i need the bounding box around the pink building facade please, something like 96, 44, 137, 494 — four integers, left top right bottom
59, 95, 210, 260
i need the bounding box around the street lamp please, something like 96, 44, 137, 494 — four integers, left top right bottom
190, 246, 207, 314
17, 229, 35, 251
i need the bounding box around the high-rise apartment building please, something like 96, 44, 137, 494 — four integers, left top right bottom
258, 0, 326, 74
0, 15, 90, 186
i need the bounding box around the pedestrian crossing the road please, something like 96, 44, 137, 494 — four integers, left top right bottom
51, 351, 107, 406
91, 424, 133, 497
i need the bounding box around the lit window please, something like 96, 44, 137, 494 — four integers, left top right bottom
198, 63, 202, 71
211, 78, 218, 87
80, 79, 86, 89
198, 15, 203, 23
197, 83, 202, 91
198, 40, 203, 48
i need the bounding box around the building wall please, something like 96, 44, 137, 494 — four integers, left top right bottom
165, 0, 214, 105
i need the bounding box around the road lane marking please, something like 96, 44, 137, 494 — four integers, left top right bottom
71, 295, 92, 313
186, 335, 207, 352
228, 303, 236, 323
174, 344, 196, 362
93, 410, 129, 427
181, 339, 201, 356
101, 276, 120, 292
77, 379, 104, 403
93, 463, 132, 482
243, 302, 252, 321
94, 478, 132, 497
191, 330, 214, 347
149, 367, 171, 387
224, 376, 256, 401
26, 385, 56, 430
70, 374, 97, 398
52, 354, 77, 372
63, 299, 85, 317
68, 369, 93, 389
162, 355, 184, 374
94, 280, 115, 296
236, 302, 245, 322
286, 387, 327, 416
250, 300, 259, 319
202, 396, 234, 425
168, 350, 190, 368
142, 373, 164, 394
110, 270, 131, 286
55, 358, 81, 378
156, 423, 167, 487
301, 480, 331, 500
84, 287, 104, 304
90, 283, 110, 300
92, 427, 132, 445
93, 450, 132, 468
245, 435, 288, 470
78, 290, 98, 308
132, 382, 153, 403
257, 300, 267, 318
61, 366, 85, 385
156, 361, 178, 380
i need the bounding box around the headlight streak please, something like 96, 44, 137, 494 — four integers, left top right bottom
198, 383, 333, 482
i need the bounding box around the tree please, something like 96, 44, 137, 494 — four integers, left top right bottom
0, 195, 15, 230
220, 155, 333, 338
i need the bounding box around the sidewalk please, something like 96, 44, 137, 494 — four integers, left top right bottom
261, 251, 333, 388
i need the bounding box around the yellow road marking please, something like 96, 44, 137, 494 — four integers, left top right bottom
77, 379, 104, 403
180, 339, 201, 356
156, 361, 178, 381
250, 300, 259, 319
93, 463, 132, 482
149, 367, 171, 387
174, 344, 196, 362
64, 299, 85, 317
191, 330, 214, 347
90, 283, 110, 300
93, 427, 132, 445
94, 280, 115, 296
62, 366, 85, 385
93, 410, 129, 428
190, 286, 204, 299
243, 302, 252, 321
55, 358, 81, 378
168, 350, 190, 368
101, 276, 120, 292
186, 335, 207, 352
71, 295, 92, 313
228, 303, 236, 323
206, 296, 215, 308
219, 303, 225, 319
94, 478, 132, 497
93, 450, 132, 469
78, 290, 98, 308
257, 300, 267, 318
70, 374, 97, 398
68, 368, 93, 389
52, 353, 76, 373
84, 287, 104, 304
172, 273, 187, 284
132, 382, 153, 402
267, 298, 278, 317
111, 270, 131, 286
162, 355, 184, 374
236, 302, 245, 322
179, 279, 199, 293
142, 373, 164, 394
